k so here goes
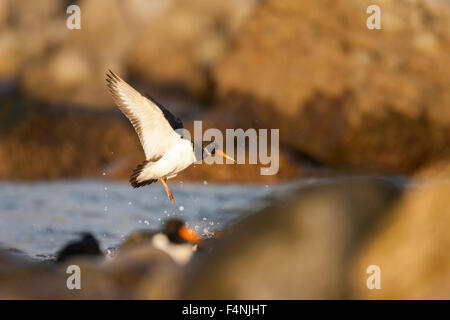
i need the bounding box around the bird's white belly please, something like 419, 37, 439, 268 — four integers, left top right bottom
152, 233, 195, 265
139, 139, 194, 181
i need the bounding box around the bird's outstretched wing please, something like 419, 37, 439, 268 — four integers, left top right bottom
144, 94, 184, 131
106, 70, 182, 161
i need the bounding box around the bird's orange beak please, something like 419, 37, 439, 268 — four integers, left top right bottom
179, 225, 201, 244
216, 149, 236, 162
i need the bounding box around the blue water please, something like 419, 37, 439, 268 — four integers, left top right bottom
0, 179, 292, 259
0, 176, 411, 259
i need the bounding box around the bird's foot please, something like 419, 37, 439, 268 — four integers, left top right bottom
168, 193, 175, 205
160, 178, 176, 205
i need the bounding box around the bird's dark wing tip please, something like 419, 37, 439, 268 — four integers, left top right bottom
129, 160, 157, 188
144, 93, 184, 131
105, 69, 120, 83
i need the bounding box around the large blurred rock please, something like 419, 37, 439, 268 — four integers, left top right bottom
0, 235, 182, 299
180, 178, 401, 299
213, 0, 450, 174
0, 0, 63, 79
0, 249, 119, 299
351, 181, 450, 299
0, 100, 143, 180
0, 98, 304, 182
21, 0, 133, 107
413, 160, 450, 181
0, 29, 20, 78
110, 239, 182, 299
1, 0, 257, 107
127, 0, 257, 97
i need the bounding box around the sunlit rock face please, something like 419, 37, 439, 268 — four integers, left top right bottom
0, 0, 257, 107
213, 0, 450, 174
180, 178, 402, 299
351, 180, 450, 299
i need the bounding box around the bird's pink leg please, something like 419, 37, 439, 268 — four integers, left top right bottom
160, 178, 175, 204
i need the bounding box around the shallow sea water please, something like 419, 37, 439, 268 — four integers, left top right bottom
0, 179, 294, 258
0, 176, 411, 259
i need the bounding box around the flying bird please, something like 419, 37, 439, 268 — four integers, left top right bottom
105, 70, 234, 204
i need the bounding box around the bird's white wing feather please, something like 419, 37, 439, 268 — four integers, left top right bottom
106, 70, 180, 160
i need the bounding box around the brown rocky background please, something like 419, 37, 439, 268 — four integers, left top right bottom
1, 0, 450, 300
0, 0, 449, 182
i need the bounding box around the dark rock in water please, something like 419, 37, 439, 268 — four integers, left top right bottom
179, 178, 403, 299
56, 233, 103, 263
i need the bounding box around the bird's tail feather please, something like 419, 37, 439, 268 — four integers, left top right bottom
130, 160, 157, 188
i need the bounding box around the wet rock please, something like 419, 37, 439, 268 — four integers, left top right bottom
56, 233, 103, 263
0, 100, 305, 182
0, 102, 143, 180
180, 178, 402, 299
213, 0, 450, 174
351, 181, 450, 299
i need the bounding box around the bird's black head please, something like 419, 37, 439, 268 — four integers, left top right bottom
202, 140, 217, 159
191, 140, 235, 162
162, 218, 200, 244
190, 140, 216, 161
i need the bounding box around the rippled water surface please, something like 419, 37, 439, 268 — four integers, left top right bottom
0, 180, 292, 258
0, 176, 411, 259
